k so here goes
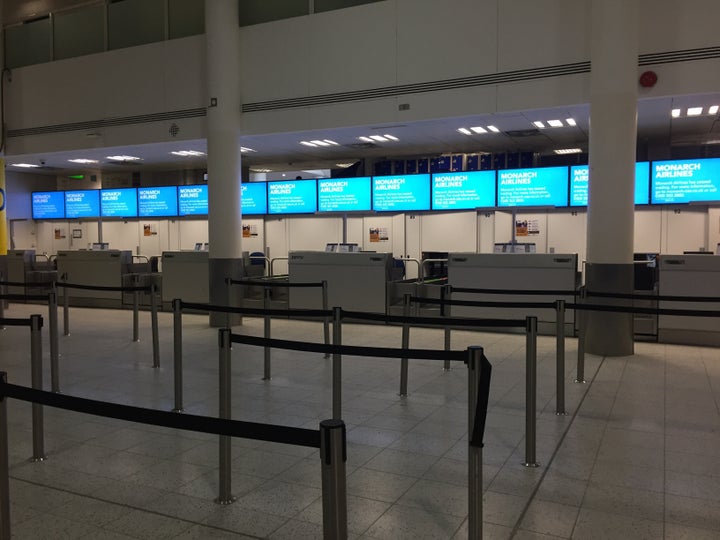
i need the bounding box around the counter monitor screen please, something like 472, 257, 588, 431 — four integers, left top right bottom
267, 179, 317, 214
651, 157, 720, 204
100, 188, 138, 218
241, 182, 268, 215
497, 166, 569, 207
372, 174, 431, 212
432, 170, 496, 210
138, 186, 178, 217
318, 177, 372, 212
32, 191, 65, 219
571, 162, 650, 206
65, 190, 100, 219
178, 185, 209, 216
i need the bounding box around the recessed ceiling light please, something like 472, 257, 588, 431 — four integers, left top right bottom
370, 135, 388, 142
171, 150, 205, 157
335, 163, 355, 168
470, 126, 487, 134
68, 158, 99, 164
310, 140, 331, 146
11, 163, 40, 168
554, 148, 583, 154
458, 128, 472, 135
487, 125, 500, 133
565, 118, 577, 126
687, 107, 703, 116
709, 105, 719, 115
250, 167, 272, 173
384, 134, 399, 141
671, 108, 681, 118
547, 119, 563, 128
533, 121, 546, 129
300, 141, 317, 147
323, 139, 340, 146
107, 155, 141, 161
240, 147, 257, 153
358, 136, 374, 143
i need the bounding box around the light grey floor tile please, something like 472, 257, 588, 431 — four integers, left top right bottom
296, 494, 390, 535
234, 480, 321, 518
103, 509, 194, 540
665, 493, 720, 531
483, 491, 529, 527
519, 499, 579, 538
202, 504, 290, 537
171, 524, 256, 539
397, 478, 468, 517
583, 481, 664, 522
572, 508, 663, 540
365, 448, 439, 477
365, 504, 465, 540
664, 522, 720, 540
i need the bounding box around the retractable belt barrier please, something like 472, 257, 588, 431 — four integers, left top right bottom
0, 281, 54, 288
585, 290, 720, 302
409, 296, 557, 310
227, 278, 325, 288
449, 286, 577, 296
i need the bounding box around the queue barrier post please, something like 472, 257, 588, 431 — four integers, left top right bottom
467, 346, 491, 540
332, 307, 342, 420
320, 419, 348, 540
263, 288, 272, 380
524, 316, 539, 468
30, 314, 46, 462
555, 299, 567, 415
0, 273, 5, 330
225, 278, 232, 329
442, 285, 452, 371
132, 276, 140, 343
576, 288, 587, 384
216, 328, 235, 505
172, 299, 184, 413
322, 281, 330, 359
0, 372, 10, 540
48, 289, 60, 393
150, 284, 160, 369
62, 276, 70, 336
399, 293, 410, 397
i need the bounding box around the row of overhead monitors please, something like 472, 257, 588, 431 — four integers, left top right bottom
31, 157, 720, 220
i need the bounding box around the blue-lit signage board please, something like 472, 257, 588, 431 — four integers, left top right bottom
100, 188, 138, 217
372, 174, 431, 212
570, 162, 650, 206
138, 186, 178, 217
651, 158, 720, 204
65, 190, 100, 219
318, 177, 372, 212
497, 166, 568, 207
241, 183, 267, 215
432, 171, 496, 210
268, 180, 317, 214
32, 191, 65, 219
178, 185, 208, 216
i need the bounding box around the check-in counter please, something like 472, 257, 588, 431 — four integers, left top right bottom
658, 254, 720, 346
288, 251, 392, 313
2, 250, 35, 295
447, 253, 578, 334
161, 251, 209, 305
56, 250, 132, 307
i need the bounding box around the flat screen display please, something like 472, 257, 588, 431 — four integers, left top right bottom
32, 191, 65, 219
100, 188, 138, 217
318, 177, 372, 212
432, 171, 496, 210
372, 174, 431, 212
651, 158, 720, 204
497, 166, 569, 207
570, 162, 650, 206
65, 190, 100, 219
178, 185, 208, 216
267, 179, 317, 214
241, 182, 268, 215
138, 186, 178, 217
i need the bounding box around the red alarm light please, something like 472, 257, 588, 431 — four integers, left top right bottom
639, 71, 658, 88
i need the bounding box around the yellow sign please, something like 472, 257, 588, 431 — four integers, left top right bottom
0, 158, 6, 255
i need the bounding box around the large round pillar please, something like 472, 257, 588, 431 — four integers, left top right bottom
206, 0, 243, 326
585, 0, 639, 356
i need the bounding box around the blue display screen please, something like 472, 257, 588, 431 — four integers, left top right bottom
138, 186, 178, 217
318, 177, 372, 212
100, 188, 138, 217
651, 158, 720, 204
372, 174, 431, 212
178, 185, 208, 216
570, 162, 650, 206
65, 190, 100, 219
241, 183, 268, 215
267, 180, 317, 214
432, 171, 496, 210
32, 191, 65, 219
497, 166, 569, 207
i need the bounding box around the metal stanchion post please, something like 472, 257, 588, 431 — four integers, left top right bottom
442, 285, 451, 371
0, 372, 10, 540
48, 290, 60, 393
555, 299, 567, 415
467, 347, 484, 540
132, 276, 140, 343
0, 273, 5, 330
523, 316, 539, 468
225, 278, 232, 329
576, 288, 587, 384
30, 315, 46, 462
216, 328, 235, 505
399, 293, 410, 397
172, 299, 184, 413
263, 287, 271, 380
332, 307, 342, 420
62, 278, 70, 336
322, 281, 330, 359
320, 419, 348, 540
150, 284, 160, 369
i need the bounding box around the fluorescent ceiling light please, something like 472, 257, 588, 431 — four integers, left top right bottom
300, 141, 317, 147
68, 158, 99, 164
11, 163, 40, 168
310, 140, 331, 146
687, 107, 703, 116
709, 105, 719, 115
458, 128, 472, 135
547, 119, 563, 128
470, 126, 487, 134
565, 118, 577, 126
554, 148, 583, 154
533, 121, 546, 129
107, 155, 141, 161
487, 125, 500, 133
250, 167, 272, 173
240, 147, 256, 153
369, 135, 388, 142
358, 136, 374, 143
384, 134, 399, 141
335, 163, 355, 168
323, 139, 340, 146
171, 150, 205, 157
671, 108, 681, 118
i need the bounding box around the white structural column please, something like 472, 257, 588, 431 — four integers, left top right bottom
206, 0, 243, 326
585, 0, 639, 356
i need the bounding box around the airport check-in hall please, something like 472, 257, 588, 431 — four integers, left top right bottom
1, 1, 720, 539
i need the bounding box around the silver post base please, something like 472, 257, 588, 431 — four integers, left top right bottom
522, 461, 540, 468
574, 379, 587, 384
214, 495, 237, 505
171, 408, 185, 414
29, 456, 46, 463
555, 411, 568, 416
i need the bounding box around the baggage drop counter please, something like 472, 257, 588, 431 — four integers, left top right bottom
447, 253, 579, 334
288, 251, 392, 313
161, 251, 209, 306
56, 250, 132, 307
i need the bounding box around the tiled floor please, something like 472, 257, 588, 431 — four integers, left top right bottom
1, 302, 720, 539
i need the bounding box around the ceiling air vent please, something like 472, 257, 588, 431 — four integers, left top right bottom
345, 142, 378, 149
504, 129, 542, 137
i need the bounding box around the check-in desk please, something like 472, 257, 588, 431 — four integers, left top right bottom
658, 254, 720, 346
2, 250, 35, 295
288, 251, 392, 313
447, 253, 578, 334
161, 251, 209, 305
56, 250, 132, 307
